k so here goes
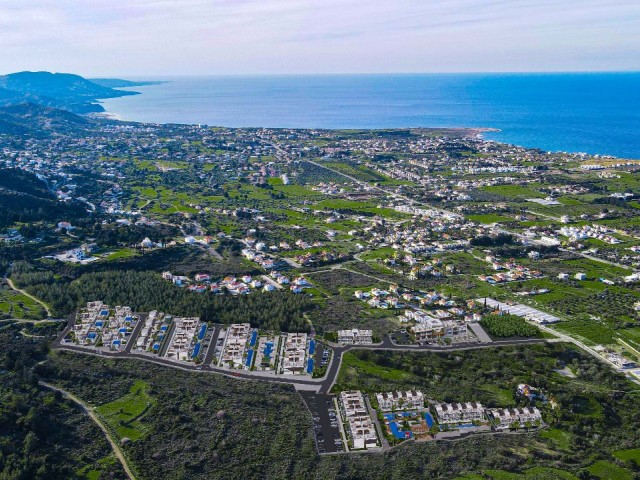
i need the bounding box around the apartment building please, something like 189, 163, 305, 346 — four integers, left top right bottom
489, 407, 542, 430
339, 391, 379, 450
219, 323, 252, 368
434, 402, 484, 424
412, 318, 445, 342
337, 328, 373, 345
376, 390, 425, 411
281, 332, 307, 374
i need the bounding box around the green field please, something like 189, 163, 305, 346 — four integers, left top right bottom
467, 213, 513, 224
481, 184, 545, 198
95, 380, 155, 441
0, 287, 47, 319
539, 429, 572, 451
587, 460, 633, 480
613, 448, 640, 463
483, 467, 579, 479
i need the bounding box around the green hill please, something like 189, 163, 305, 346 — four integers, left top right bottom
0, 71, 139, 113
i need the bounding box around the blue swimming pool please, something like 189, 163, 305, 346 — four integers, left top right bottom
387, 420, 412, 440
192, 343, 201, 358
250, 330, 258, 346
425, 413, 434, 428
309, 340, 315, 355
198, 324, 207, 340
307, 358, 314, 374
246, 349, 254, 367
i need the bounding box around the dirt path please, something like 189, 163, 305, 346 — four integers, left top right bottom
5, 275, 53, 317
39, 381, 137, 480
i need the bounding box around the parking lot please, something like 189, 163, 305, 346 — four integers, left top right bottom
299, 392, 344, 454
314, 341, 331, 372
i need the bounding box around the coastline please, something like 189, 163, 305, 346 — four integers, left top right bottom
95, 73, 639, 159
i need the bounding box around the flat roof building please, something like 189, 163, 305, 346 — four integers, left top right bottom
376, 390, 425, 412
337, 328, 373, 345
434, 402, 484, 424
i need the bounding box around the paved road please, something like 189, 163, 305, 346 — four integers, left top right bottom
53, 315, 549, 394
124, 313, 146, 354
203, 324, 222, 366
39, 381, 137, 480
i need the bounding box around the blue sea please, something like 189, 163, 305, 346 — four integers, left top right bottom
100, 73, 640, 158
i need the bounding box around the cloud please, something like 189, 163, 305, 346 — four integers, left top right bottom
0, 0, 638, 74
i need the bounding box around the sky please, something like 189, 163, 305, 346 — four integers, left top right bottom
1, 0, 639, 76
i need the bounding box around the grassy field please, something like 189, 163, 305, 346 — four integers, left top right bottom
539, 429, 572, 451
335, 351, 416, 386
95, 380, 155, 441
104, 248, 139, 261
0, 287, 47, 319
587, 460, 633, 480
467, 213, 514, 224
483, 468, 579, 479
613, 447, 640, 463
481, 184, 545, 198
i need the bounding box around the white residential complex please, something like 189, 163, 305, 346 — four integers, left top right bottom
164, 317, 201, 361
412, 318, 445, 342
339, 391, 379, 450
337, 328, 373, 345
71, 301, 138, 350
434, 402, 485, 424
219, 323, 252, 368
280, 332, 308, 374
489, 407, 543, 430
376, 390, 425, 411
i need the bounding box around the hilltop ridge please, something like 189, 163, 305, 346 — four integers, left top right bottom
0, 71, 146, 114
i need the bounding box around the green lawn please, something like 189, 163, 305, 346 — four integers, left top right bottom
95, 380, 155, 441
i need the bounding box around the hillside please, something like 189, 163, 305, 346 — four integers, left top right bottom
0, 71, 139, 113
0, 103, 95, 137
0, 167, 88, 228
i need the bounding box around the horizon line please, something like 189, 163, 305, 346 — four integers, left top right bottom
6, 69, 640, 78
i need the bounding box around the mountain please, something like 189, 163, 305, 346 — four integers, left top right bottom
0, 71, 140, 114
0, 103, 95, 137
